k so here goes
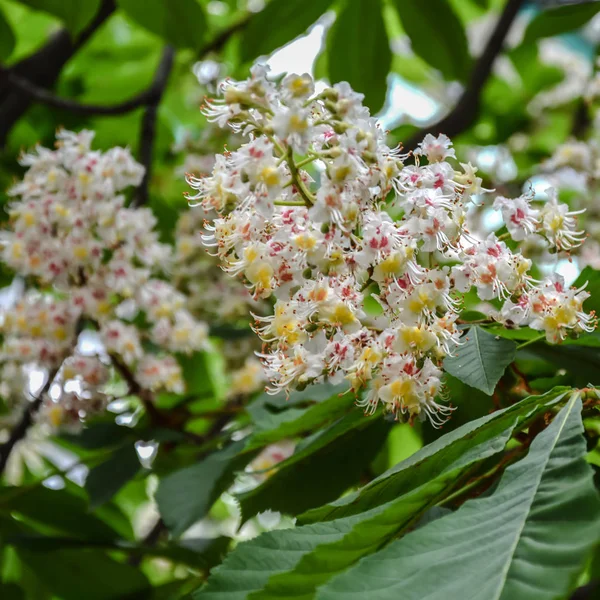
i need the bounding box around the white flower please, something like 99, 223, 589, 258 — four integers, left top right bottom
538, 188, 585, 251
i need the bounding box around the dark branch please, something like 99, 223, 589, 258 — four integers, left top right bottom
405, 0, 525, 151
198, 14, 251, 56
2, 70, 158, 115
0, 15, 251, 124
127, 517, 167, 566
571, 99, 592, 138
109, 352, 165, 425
0, 0, 116, 146
569, 581, 600, 600
132, 46, 175, 208
0, 368, 58, 476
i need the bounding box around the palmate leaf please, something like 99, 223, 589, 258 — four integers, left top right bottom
194, 389, 569, 599
318, 394, 600, 600
443, 325, 517, 395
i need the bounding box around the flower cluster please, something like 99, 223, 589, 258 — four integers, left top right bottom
188, 68, 596, 426
493, 187, 585, 252
0, 130, 210, 430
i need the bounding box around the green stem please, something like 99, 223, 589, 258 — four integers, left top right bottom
517, 334, 546, 350
295, 154, 319, 169
286, 145, 315, 206
274, 199, 306, 206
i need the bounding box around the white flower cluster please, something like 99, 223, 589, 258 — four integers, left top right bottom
0, 130, 210, 430
187, 68, 596, 427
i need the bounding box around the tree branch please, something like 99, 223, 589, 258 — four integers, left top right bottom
405, 0, 525, 151
198, 14, 251, 56
132, 45, 175, 208
0, 15, 251, 125
0, 368, 58, 476
0, 0, 116, 146
2, 70, 158, 116
109, 352, 165, 425
569, 581, 600, 600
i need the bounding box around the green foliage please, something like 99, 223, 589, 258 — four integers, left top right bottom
238, 413, 390, 520
392, 0, 471, 82
196, 389, 573, 598
156, 441, 252, 536
300, 387, 568, 523
177, 349, 228, 401
443, 326, 517, 395
522, 1, 600, 45
240, 0, 334, 63
327, 0, 391, 112
14, 0, 101, 35
319, 395, 600, 600
245, 383, 352, 449
2, 1, 600, 598
116, 0, 207, 50
0, 4, 15, 60
16, 548, 150, 600
84, 444, 142, 508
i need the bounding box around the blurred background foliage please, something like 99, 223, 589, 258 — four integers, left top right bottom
2, 0, 600, 598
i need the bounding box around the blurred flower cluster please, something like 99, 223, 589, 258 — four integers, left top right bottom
188, 68, 596, 427
0, 130, 210, 431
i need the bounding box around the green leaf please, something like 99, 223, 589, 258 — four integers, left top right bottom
574, 266, 600, 316
0, 486, 120, 542
85, 444, 141, 509
15, 0, 101, 35
177, 349, 227, 400
318, 394, 600, 600
195, 389, 570, 600
7, 533, 230, 569
392, 0, 471, 82
196, 424, 513, 600
117, 0, 206, 50
0, 583, 24, 600
301, 387, 568, 524
0, 5, 15, 60
327, 0, 391, 112
484, 326, 543, 342
443, 326, 517, 395
246, 383, 352, 451
60, 421, 134, 450
17, 548, 150, 600
522, 2, 600, 45
240, 0, 334, 62
238, 413, 389, 520
156, 441, 254, 537
527, 342, 600, 387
